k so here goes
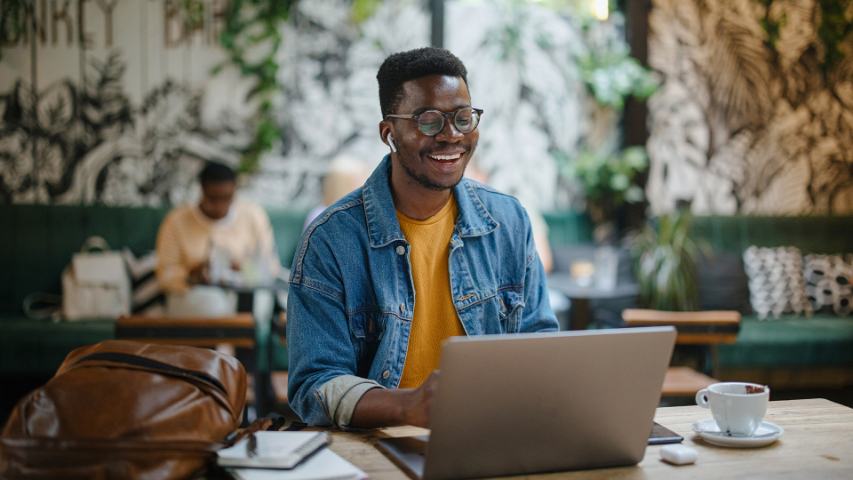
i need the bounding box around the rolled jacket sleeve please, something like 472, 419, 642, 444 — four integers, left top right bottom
317, 375, 383, 428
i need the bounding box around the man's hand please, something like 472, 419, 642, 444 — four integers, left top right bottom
349, 371, 440, 429
400, 371, 439, 427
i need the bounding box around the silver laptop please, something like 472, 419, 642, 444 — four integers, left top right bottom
377, 326, 676, 479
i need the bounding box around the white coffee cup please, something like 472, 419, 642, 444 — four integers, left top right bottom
695, 382, 769, 437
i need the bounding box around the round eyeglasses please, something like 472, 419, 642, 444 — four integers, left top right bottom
384, 107, 484, 136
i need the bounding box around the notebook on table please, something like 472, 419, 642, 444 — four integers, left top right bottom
217, 431, 328, 469
377, 326, 677, 480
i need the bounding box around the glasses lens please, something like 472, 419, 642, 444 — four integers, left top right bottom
417, 111, 445, 136
453, 108, 479, 133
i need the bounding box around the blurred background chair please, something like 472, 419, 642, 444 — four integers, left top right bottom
622, 309, 741, 401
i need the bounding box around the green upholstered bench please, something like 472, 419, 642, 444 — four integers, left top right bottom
0, 204, 308, 377
716, 315, 853, 388
689, 216, 853, 388
718, 315, 853, 368
0, 317, 115, 376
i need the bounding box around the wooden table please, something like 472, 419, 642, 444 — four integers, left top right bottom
327, 398, 853, 479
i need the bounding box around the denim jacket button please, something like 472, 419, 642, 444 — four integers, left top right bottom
395, 245, 406, 255
382, 370, 391, 379
399, 303, 405, 314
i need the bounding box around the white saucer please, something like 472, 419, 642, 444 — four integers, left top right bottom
692, 418, 783, 448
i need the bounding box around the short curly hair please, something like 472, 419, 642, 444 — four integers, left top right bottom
377, 47, 468, 117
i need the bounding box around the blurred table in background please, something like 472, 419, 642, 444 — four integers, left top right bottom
548, 273, 638, 330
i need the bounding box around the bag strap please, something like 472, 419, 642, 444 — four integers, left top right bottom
66, 352, 240, 421
72, 352, 229, 395
80, 236, 111, 253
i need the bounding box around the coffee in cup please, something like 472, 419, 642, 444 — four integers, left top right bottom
695, 382, 769, 437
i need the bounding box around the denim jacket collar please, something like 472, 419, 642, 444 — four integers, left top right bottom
362, 155, 499, 248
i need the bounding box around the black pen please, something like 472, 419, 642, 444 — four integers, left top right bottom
247, 432, 258, 458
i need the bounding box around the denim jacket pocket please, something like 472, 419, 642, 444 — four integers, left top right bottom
349, 309, 383, 377
349, 309, 382, 340
497, 289, 525, 333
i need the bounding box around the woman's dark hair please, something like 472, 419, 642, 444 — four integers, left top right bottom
198, 161, 236, 186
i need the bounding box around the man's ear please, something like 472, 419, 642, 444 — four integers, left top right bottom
379, 123, 396, 151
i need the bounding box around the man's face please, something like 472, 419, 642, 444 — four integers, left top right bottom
385, 75, 479, 191
199, 181, 236, 220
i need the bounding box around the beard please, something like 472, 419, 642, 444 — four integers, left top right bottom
399, 159, 464, 191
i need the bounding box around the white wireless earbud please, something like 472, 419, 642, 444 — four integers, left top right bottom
387, 133, 397, 153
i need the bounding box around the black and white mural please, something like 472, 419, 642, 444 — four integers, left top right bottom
647, 0, 853, 214
242, 0, 430, 206
0, 0, 430, 207
1, 0, 254, 205
1, 0, 628, 210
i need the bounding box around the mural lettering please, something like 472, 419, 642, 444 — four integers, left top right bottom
0, 0, 227, 49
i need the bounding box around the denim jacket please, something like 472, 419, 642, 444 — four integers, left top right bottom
287, 156, 557, 426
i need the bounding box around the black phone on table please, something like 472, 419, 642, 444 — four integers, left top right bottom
648, 421, 684, 445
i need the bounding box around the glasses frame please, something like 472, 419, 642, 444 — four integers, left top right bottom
384, 107, 484, 136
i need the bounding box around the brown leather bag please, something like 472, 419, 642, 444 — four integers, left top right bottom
0, 340, 247, 479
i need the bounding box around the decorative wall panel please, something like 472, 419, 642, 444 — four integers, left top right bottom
647, 0, 853, 214
0, 0, 429, 207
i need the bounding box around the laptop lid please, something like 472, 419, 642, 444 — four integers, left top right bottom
420, 326, 676, 480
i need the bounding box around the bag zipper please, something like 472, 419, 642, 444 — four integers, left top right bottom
73, 351, 229, 396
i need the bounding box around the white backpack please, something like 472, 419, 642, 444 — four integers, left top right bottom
62, 237, 131, 321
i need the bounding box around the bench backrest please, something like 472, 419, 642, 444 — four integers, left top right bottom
690, 215, 853, 254
0, 204, 309, 314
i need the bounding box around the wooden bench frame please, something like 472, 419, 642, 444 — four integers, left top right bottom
622, 309, 741, 397
116, 314, 256, 348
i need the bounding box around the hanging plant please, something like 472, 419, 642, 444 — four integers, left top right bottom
578, 53, 659, 110
351, 0, 382, 24
214, 0, 297, 174
213, 0, 381, 173
557, 146, 647, 214
555, 146, 647, 242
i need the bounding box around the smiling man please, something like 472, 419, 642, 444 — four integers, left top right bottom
286, 47, 558, 428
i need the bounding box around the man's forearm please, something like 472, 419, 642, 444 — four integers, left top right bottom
349, 371, 437, 428
349, 387, 416, 428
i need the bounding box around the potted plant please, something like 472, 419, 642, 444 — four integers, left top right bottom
631, 208, 703, 311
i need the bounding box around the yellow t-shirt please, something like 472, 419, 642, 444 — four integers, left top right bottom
396, 196, 466, 388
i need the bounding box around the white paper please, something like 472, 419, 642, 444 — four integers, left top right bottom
229, 448, 366, 480
218, 431, 327, 469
